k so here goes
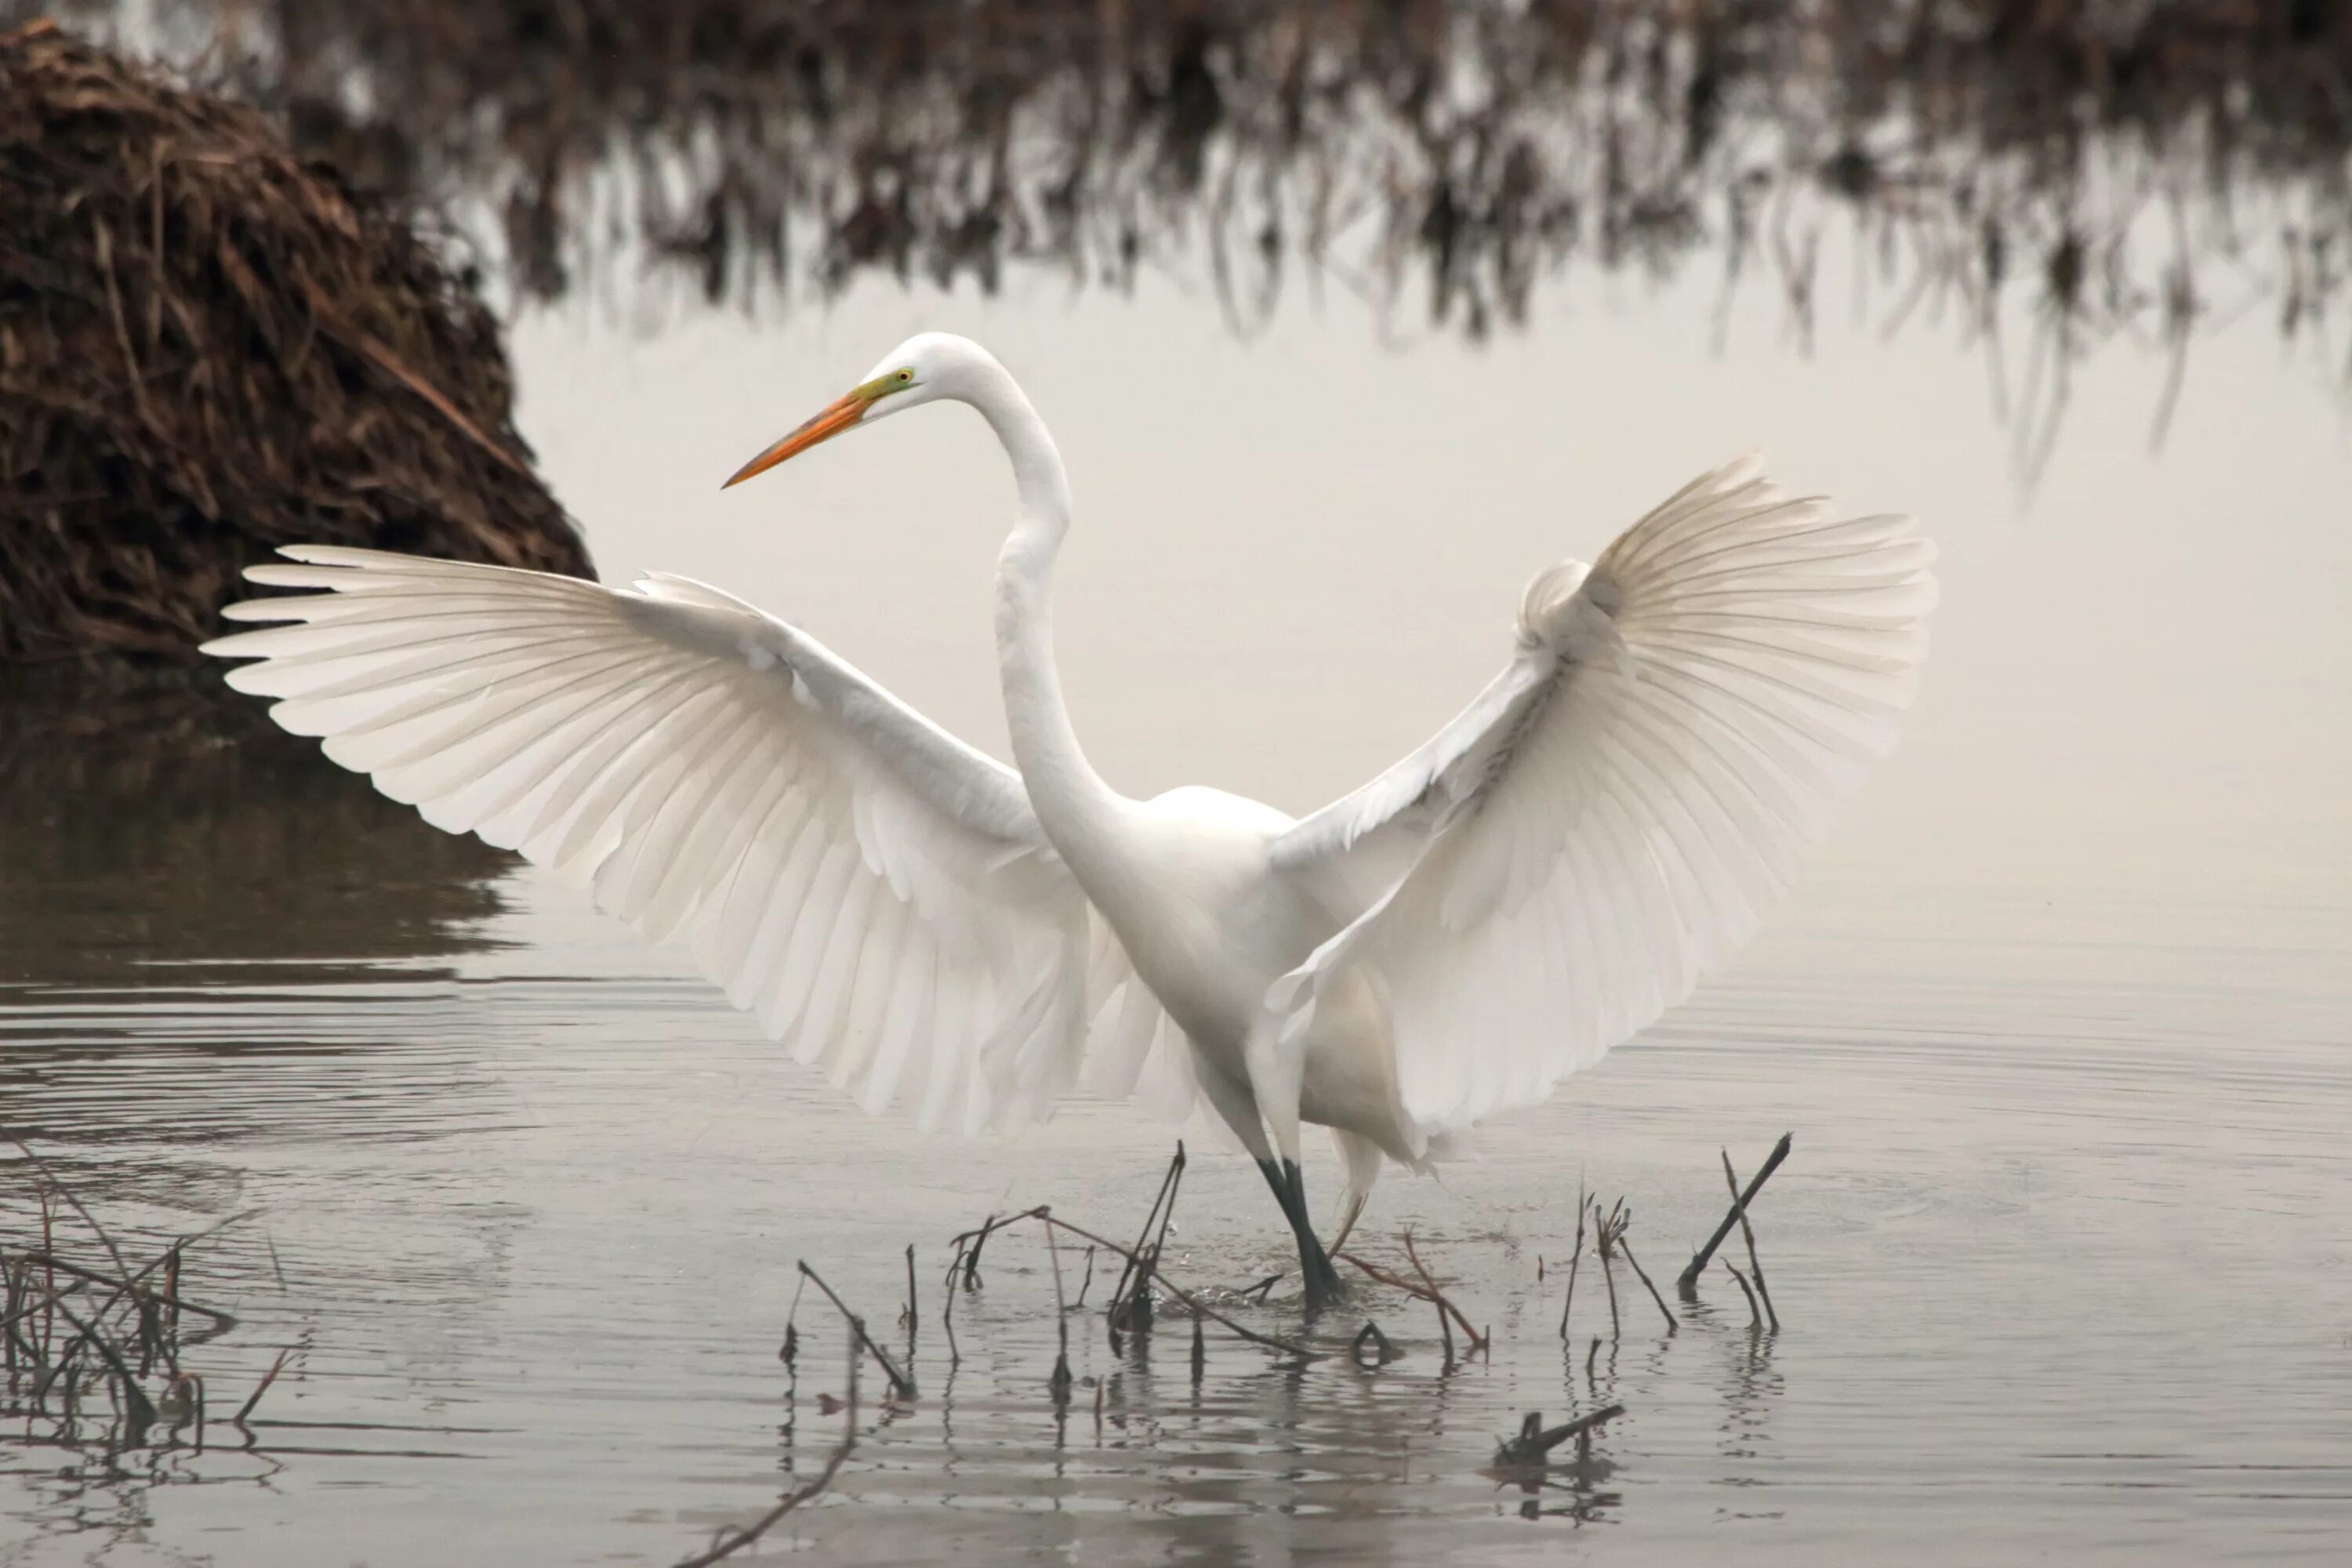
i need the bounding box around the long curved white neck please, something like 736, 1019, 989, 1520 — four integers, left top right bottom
968, 363, 1133, 870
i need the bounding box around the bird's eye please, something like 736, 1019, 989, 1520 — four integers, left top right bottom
896, 368, 913, 383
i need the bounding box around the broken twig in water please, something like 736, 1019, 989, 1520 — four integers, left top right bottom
1614, 1231, 1677, 1334
1108, 1144, 1184, 1332
1494, 1403, 1626, 1468
1724, 1261, 1762, 1330
1678, 1132, 1793, 1299
1402, 1230, 1456, 1367
1721, 1149, 1780, 1330
677, 1328, 858, 1567
950, 1210, 1014, 1292
1338, 1240, 1485, 1352
797, 1261, 915, 1399
233, 1345, 292, 1426
1349, 1320, 1403, 1367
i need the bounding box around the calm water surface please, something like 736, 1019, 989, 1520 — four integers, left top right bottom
3, 252, 2349, 1563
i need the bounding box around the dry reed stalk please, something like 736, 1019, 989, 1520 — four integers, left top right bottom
1679, 1134, 1792, 1298
1720, 1150, 1780, 1330
796, 1261, 915, 1399
1559, 1180, 1586, 1341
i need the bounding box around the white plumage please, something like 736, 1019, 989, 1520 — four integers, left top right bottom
205, 333, 1933, 1309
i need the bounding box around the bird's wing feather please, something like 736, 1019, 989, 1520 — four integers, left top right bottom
204, 546, 1167, 1132
1268, 455, 1936, 1137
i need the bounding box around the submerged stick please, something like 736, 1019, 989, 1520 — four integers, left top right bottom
1615, 1235, 1677, 1334
797, 1261, 916, 1399
1677, 1132, 1792, 1298
1494, 1402, 1626, 1466
1349, 1319, 1403, 1367
1559, 1180, 1586, 1341
1721, 1150, 1780, 1330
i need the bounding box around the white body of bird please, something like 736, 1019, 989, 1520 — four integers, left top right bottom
205, 332, 1936, 1308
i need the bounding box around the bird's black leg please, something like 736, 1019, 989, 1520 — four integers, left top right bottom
1255, 1157, 1345, 1313
1283, 1160, 1347, 1309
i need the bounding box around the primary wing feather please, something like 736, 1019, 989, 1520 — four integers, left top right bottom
204, 546, 1167, 1133
1269, 454, 1936, 1139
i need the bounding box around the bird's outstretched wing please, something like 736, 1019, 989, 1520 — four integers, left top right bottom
1268, 455, 1936, 1139
204, 546, 1169, 1133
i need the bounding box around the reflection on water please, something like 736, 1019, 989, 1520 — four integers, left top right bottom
2, 789, 2347, 1564
0, 670, 517, 1181
0, 670, 510, 985
33, 0, 2352, 442
2, 9, 2349, 1559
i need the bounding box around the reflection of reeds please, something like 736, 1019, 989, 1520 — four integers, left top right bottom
83, 0, 2342, 389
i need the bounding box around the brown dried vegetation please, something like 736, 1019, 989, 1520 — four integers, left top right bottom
0, 23, 589, 665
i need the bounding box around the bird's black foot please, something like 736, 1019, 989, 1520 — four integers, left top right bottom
1259, 1156, 1348, 1316
1299, 1234, 1347, 1314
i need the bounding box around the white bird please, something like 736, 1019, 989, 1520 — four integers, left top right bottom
204, 333, 1935, 1310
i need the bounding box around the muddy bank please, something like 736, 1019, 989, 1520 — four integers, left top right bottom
0, 23, 590, 664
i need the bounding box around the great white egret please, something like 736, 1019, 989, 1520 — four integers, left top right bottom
204, 332, 1935, 1310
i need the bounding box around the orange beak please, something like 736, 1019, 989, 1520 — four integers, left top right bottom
722, 388, 871, 488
